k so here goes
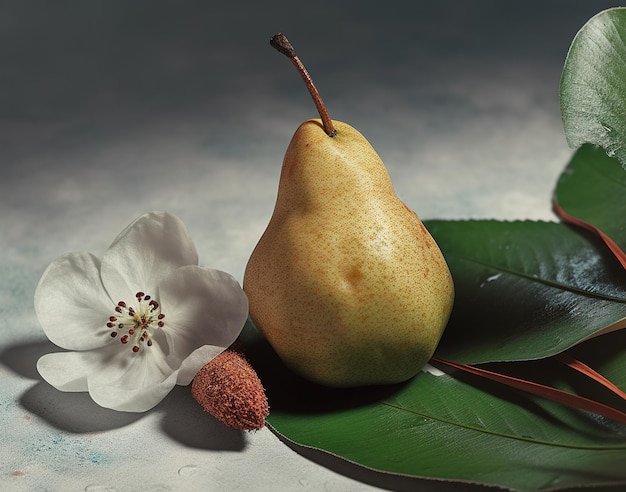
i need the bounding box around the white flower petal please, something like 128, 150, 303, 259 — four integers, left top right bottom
89, 371, 178, 412
34, 252, 113, 351
100, 212, 199, 304
88, 344, 179, 412
37, 351, 98, 392
158, 265, 248, 383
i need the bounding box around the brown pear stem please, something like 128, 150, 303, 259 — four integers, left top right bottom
270, 32, 337, 137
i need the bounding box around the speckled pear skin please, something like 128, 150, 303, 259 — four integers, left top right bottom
243, 119, 454, 387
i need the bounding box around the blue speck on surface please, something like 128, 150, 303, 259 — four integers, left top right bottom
89, 453, 107, 464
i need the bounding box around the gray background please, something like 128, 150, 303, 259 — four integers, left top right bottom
1, 1, 622, 491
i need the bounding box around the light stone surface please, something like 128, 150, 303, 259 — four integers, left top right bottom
0, 1, 618, 491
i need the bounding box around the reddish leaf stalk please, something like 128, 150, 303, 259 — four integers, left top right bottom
553, 199, 626, 269
555, 353, 626, 401
431, 357, 626, 425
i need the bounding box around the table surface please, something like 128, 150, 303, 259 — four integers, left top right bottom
1, 2, 620, 491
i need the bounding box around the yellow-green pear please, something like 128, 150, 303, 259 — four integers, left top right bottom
243, 33, 454, 388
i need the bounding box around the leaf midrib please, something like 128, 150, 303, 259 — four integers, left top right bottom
456, 255, 626, 304
379, 401, 626, 451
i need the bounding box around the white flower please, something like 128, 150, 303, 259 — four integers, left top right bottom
34, 212, 248, 412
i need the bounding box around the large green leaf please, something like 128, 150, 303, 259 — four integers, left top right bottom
553, 144, 626, 267
244, 220, 626, 490
560, 7, 626, 168
245, 324, 626, 491
429, 220, 626, 363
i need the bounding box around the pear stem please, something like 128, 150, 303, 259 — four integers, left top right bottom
270, 32, 337, 137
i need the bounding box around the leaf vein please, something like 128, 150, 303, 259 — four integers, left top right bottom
380, 401, 626, 451
455, 256, 626, 304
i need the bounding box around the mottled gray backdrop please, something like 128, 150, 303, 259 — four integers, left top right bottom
0, 2, 620, 491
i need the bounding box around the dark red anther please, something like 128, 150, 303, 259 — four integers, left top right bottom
118, 301, 126, 307
132, 346, 140, 353
107, 322, 115, 328
144, 295, 151, 301
158, 321, 164, 328
109, 316, 117, 322
110, 332, 118, 338
157, 313, 165, 320
115, 306, 122, 313
136, 292, 144, 298
121, 335, 129, 344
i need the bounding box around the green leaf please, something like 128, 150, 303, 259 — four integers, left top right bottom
553, 143, 626, 267
244, 323, 626, 491
560, 7, 626, 168
427, 220, 626, 364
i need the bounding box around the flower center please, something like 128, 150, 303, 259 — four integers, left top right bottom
106, 292, 165, 353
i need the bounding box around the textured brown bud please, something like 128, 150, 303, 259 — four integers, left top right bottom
191, 343, 269, 431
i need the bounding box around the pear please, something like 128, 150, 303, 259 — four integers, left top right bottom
243, 33, 454, 388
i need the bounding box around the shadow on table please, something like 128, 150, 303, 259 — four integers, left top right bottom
275, 433, 498, 492
1, 339, 246, 452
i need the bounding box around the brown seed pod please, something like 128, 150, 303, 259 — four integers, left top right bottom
191, 341, 269, 431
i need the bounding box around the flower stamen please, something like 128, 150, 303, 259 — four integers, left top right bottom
107, 292, 165, 353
